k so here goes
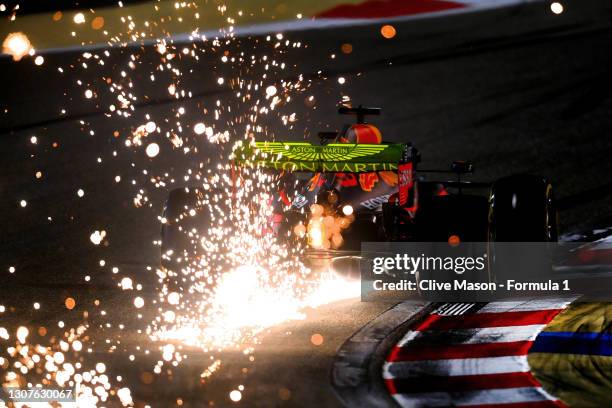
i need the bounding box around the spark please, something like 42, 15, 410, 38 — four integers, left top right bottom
3, 3, 363, 405
265, 85, 277, 97
145, 121, 157, 133
229, 390, 242, 402
16, 326, 28, 343
65, 297, 76, 309
134, 297, 145, 308
117, 388, 133, 406
167, 292, 180, 305
146, 143, 160, 157
120, 277, 133, 290
162, 344, 175, 361
90, 230, 106, 245
163, 310, 176, 322
73, 13, 86, 24
194, 122, 206, 135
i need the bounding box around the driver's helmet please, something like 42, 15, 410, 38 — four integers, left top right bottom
339, 123, 382, 144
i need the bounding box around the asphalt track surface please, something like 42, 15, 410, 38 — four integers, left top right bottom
2, 1, 612, 406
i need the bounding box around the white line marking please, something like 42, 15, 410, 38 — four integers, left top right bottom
383, 355, 531, 378
395, 324, 547, 347
477, 298, 574, 313
393, 387, 555, 407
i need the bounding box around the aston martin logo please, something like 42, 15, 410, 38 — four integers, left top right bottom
254, 142, 389, 162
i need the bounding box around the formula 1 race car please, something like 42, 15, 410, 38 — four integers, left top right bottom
161, 106, 557, 282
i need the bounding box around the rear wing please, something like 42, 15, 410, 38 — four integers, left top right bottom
232, 141, 409, 172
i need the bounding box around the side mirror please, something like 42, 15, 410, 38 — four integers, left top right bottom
451, 161, 474, 173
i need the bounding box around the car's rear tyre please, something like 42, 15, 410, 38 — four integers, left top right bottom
488, 175, 557, 283
489, 175, 557, 242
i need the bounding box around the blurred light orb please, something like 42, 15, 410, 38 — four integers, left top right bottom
65, 297, 76, 310
16, 326, 29, 343
229, 390, 242, 402
310, 333, 324, 346
381, 24, 397, 39
342, 205, 354, 216
146, 143, 160, 158
134, 297, 145, 308
550, 2, 563, 14
310, 204, 324, 217
145, 121, 157, 133
167, 292, 180, 305
2, 32, 32, 61
265, 85, 277, 97
293, 222, 306, 238
34, 55, 44, 65
194, 122, 206, 135
120, 277, 133, 290
91, 16, 105, 30
117, 388, 132, 405
341, 43, 353, 54
90, 230, 106, 245
73, 13, 86, 24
